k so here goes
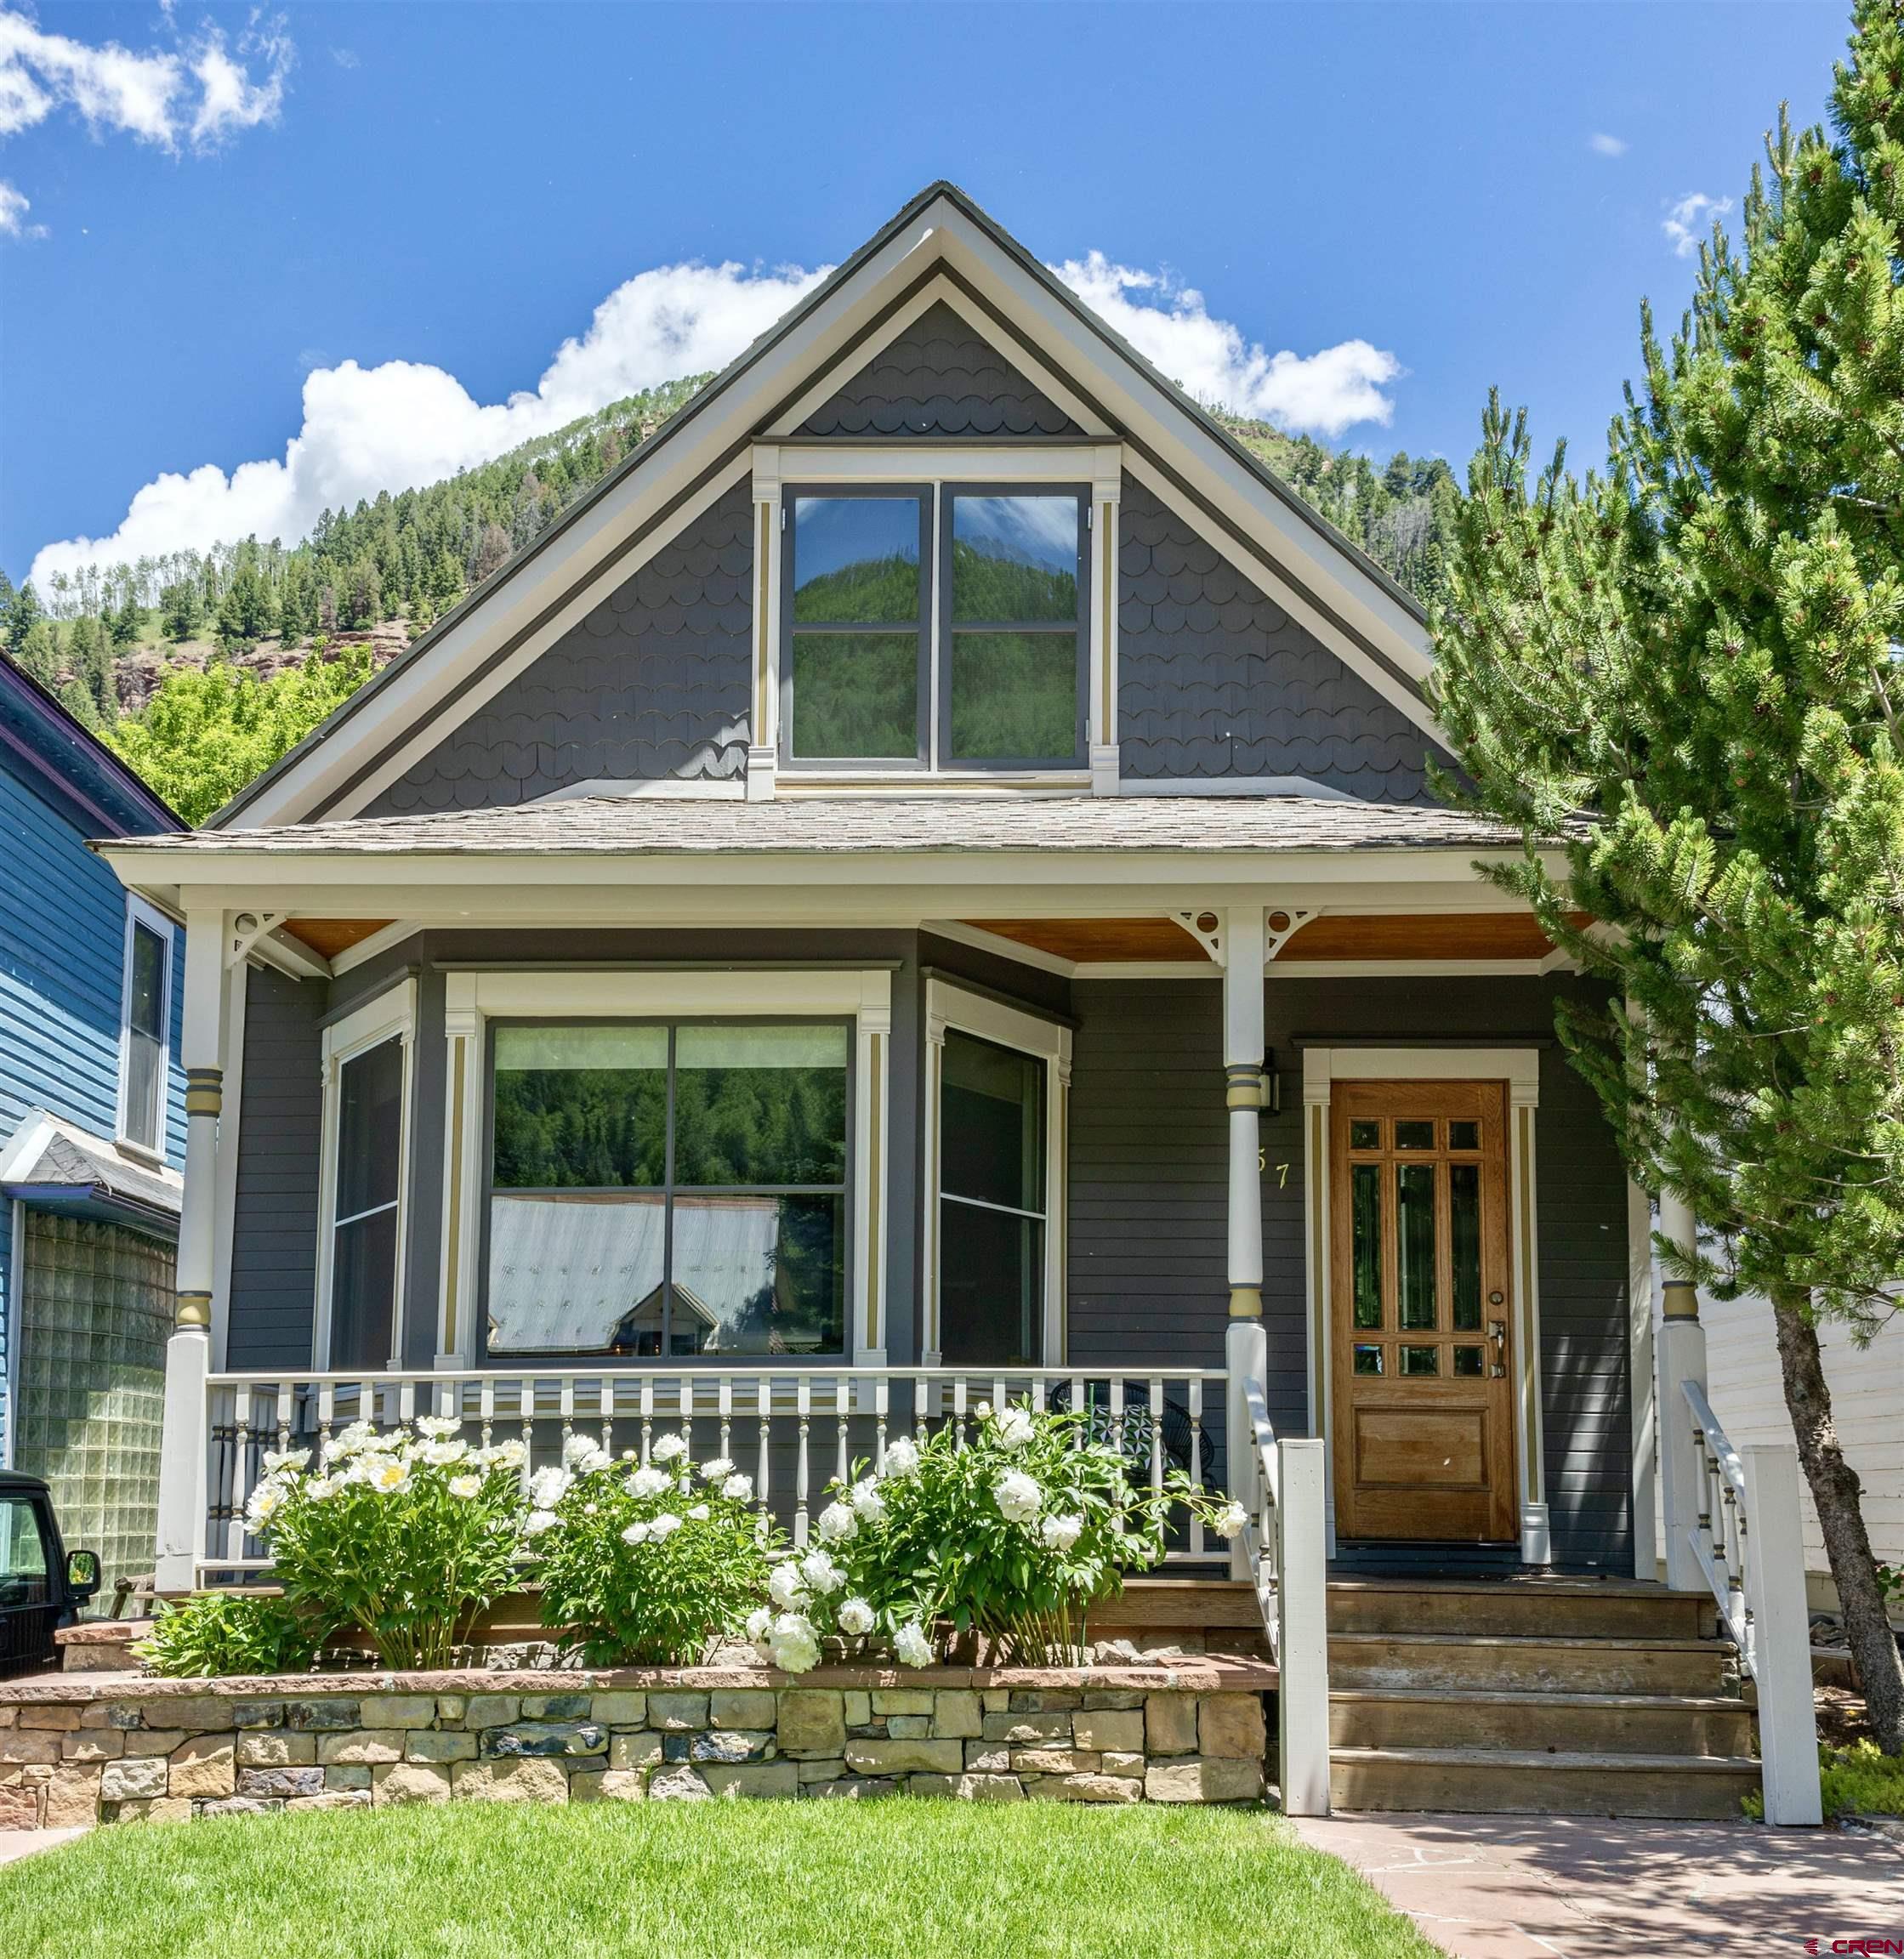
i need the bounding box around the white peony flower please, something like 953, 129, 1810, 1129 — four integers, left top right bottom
304, 1475, 339, 1502
422, 1439, 470, 1468
848, 1478, 886, 1524
766, 1612, 821, 1673
527, 1465, 571, 1510
651, 1434, 688, 1464
647, 1512, 683, 1541
1213, 1501, 1248, 1542
993, 1469, 1043, 1525
994, 1405, 1035, 1451
626, 1466, 672, 1500
744, 1605, 772, 1644
687, 1503, 711, 1521
244, 1485, 282, 1529
974, 1400, 992, 1421
522, 1508, 560, 1536
260, 1446, 310, 1474
621, 1520, 651, 1547
324, 1420, 377, 1462
414, 1415, 462, 1441
894, 1621, 935, 1668
562, 1434, 610, 1474
879, 1436, 920, 1479
699, 1456, 735, 1482
815, 1502, 857, 1544
721, 1473, 754, 1503
447, 1474, 483, 1500
1039, 1513, 1083, 1552
799, 1547, 845, 1596
358, 1454, 412, 1496
838, 1596, 875, 1638
767, 1561, 808, 1609
480, 1438, 527, 1471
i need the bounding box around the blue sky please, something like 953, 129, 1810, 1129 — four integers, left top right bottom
0, 1, 1851, 589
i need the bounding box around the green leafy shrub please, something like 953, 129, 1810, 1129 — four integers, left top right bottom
532, 1432, 777, 1665
135, 1590, 321, 1679
759, 1400, 1245, 1670
247, 1417, 530, 1669
1745, 1739, 1904, 1820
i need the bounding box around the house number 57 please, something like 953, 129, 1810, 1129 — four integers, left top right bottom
1257, 1150, 1290, 1186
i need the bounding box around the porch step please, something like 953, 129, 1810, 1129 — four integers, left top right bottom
1328, 1745, 1763, 1821
1326, 1576, 1713, 1642
1329, 1688, 1756, 1758
1328, 1630, 1736, 1698
1091, 1579, 1270, 1661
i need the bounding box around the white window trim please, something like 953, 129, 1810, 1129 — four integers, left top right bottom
923, 978, 1071, 1370
440, 968, 893, 1369
115, 895, 175, 1162
749, 442, 1122, 802
313, 979, 418, 1372
1300, 1046, 1549, 1565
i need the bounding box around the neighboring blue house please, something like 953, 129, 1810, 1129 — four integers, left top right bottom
0, 656, 185, 1589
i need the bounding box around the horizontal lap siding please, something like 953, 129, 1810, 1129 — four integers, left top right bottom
1065, 980, 1308, 1451
227, 966, 323, 1370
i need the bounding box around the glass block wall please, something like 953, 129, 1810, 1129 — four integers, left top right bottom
15, 1212, 174, 1597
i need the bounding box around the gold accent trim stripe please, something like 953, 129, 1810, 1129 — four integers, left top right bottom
176, 1290, 212, 1330
185, 1084, 223, 1117
1661, 1280, 1700, 1320
1229, 1285, 1263, 1320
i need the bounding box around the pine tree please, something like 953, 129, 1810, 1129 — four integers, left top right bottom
159, 578, 202, 644
1431, 0, 1904, 1751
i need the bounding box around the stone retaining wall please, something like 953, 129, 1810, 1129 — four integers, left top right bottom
0, 1663, 1270, 1826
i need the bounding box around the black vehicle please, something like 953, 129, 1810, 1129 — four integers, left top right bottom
0, 1472, 100, 1679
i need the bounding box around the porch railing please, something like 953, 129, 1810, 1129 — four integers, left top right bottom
1679, 1380, 1822, 1827
1227, 1328, 1330, 1816
191, 1364, 1229, 1577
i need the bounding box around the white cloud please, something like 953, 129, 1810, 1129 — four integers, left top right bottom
1662, 190, 1731, 258
28, 259, 830, 589
0, 9, 290, 152
0, 174, 42, 236
1589, 132, 1628, 158
28, 242, 1407, 587
1050, 253, 1401, 435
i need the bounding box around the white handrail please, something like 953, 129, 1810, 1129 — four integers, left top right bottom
1678, 1377, 1822, 1827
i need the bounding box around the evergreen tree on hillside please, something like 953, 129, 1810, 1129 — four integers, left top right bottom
1431, 0, 1904, 1751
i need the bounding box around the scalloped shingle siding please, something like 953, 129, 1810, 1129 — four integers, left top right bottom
797, 302, 1081, 439
367, 480, 755, 815
1118, 478, 1441, 802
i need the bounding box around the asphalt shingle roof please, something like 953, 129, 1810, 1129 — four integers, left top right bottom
108, 794, 1526, 858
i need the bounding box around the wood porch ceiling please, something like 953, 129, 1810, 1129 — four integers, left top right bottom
963, 912, 1570, 963
280, 918, 395, 958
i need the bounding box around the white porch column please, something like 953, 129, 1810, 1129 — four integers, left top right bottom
154, 908, 229, 1591
1655, 1188, 1708, 1593
1222, 909, 1267, 1576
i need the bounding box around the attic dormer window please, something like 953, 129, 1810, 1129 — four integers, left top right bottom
781, 482, 1088, 773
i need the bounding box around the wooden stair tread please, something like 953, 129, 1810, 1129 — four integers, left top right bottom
1326, 1576, 1680, 1597
1330, 1745, 1759, 1774
1327, 1687, 1746, 1710
1329, 1631, 1727, 1653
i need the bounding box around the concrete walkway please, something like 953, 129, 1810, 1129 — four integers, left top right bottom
1293, 1812, 1904, 1958
0, 1829, 86, 1867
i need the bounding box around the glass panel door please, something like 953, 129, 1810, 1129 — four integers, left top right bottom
939, 1030, 1045, 1366
329, 1037, 403, 1369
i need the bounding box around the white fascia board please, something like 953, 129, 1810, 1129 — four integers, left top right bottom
228, 212, 958, 831
926, 213, 1438, 717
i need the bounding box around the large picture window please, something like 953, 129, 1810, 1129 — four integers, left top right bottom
486, 1021, 849, 1360
782, 483, 1086, 772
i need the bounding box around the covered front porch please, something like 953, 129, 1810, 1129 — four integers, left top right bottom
95, 796, 1640, 1598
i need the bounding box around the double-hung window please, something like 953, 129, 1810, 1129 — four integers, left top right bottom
486, 1022, 849, 1360
783, 485, 1088, 771
117, 900, 173, 1157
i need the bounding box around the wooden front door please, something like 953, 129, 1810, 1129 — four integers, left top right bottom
1329, 1081, 1518, 1542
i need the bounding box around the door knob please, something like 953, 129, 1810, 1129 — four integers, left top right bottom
1487, 1318, 1508, 1378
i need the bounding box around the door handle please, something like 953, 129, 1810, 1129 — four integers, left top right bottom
1487, 1319, 1508, 1378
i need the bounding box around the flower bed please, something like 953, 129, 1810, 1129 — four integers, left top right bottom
0, 1662, 1272, 1827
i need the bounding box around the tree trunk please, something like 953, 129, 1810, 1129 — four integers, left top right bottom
1770, 1288, 1903, 1754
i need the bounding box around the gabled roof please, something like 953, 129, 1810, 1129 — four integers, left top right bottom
214, 183, 1439, 833
0, 654, 183, 838
0, 1108, 183, 1235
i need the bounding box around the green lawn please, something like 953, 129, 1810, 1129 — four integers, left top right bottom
0, 1801, 1437, 1959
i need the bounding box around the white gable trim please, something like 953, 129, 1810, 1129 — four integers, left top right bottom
225, 188, 1441, 830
